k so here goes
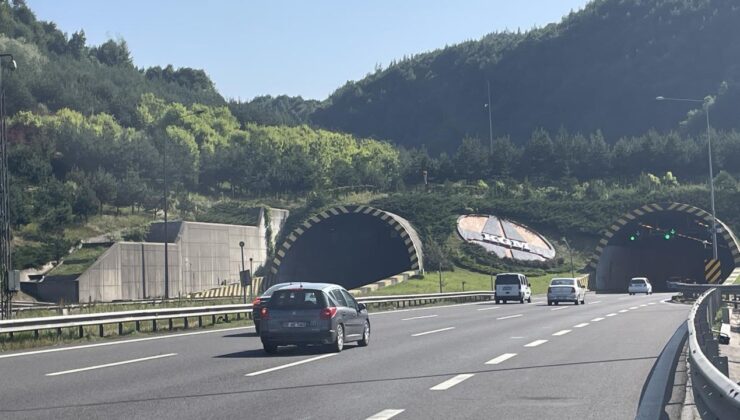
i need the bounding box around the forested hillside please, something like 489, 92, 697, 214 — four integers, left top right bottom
312, 0, 740, 153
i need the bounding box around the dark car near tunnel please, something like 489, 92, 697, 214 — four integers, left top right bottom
259, 283, 370, 354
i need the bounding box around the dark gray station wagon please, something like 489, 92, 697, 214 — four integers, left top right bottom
259, 283, 370, 354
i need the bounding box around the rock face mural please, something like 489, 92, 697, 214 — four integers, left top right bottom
457, 215, 556, 262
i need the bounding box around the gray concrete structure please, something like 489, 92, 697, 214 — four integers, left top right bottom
76, 208, 289, 302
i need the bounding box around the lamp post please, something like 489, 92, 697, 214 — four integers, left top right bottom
656, 96, 718, 260
249, 257, 253, 301
562, 237, 574, 278
238, 241, 246, 304
162, 134, 169, 299
485, 80, 493, 155
0, 53, 17, 320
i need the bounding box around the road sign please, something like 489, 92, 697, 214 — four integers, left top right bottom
705, 259, 722, 284
239, 270, 252, 287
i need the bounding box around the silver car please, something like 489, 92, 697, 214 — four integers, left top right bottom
547, 277, 586, 305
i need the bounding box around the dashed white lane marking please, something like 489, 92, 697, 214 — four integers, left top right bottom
497, 314, 523, 320
245, 354, 336, 377
367, 409, 405, 420
591, 317, 605, 322
486, 353, 517, 365
607, 313, 618, 317
552, 330, 571, 336
402, 315, 438, 321
477, 306, 501, 311
640, 304, 647, 307
46, 353, 177, 376
619, 309, 629, 313
510, 336, 525, 339
411, 327, 455, 337
629, 306, 639, 310
524, 339, 548, 347
574, 323, 589, 328
648, 302, 656, 305
430, 374, 475, 391
551, 307, 569, 311
589, 301, 602, 304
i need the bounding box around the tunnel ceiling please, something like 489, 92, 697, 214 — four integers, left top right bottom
590, 203, 740, 291
270, 206, 423, 290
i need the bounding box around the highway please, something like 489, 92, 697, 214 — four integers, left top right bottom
0, 293, 687, 420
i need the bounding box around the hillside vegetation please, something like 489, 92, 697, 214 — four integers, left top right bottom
312, 0, 740, 153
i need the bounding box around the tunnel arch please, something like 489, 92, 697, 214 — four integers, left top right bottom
269, 205, 424, 290
588, 202, 740, 291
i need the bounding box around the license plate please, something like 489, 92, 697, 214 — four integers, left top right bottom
283, 322, 307, 328
503, 287, 512, 291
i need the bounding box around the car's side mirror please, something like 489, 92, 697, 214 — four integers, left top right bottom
357, 303, 367, 312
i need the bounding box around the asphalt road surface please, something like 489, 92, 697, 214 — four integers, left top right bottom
0, 293, 688, 420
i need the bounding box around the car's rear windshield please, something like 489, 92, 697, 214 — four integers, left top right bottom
496, 275, 520, 285
270, 289, 327, 309
263, 283, 289, 296
551, 279, 575, 286
630, 279, 646, 284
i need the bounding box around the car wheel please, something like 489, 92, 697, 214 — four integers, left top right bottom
547, 300, 552, 306
527, 296, 532, 303
520, 297, 524, 304
358, 321, 370, 347
330, 324, 344, 353
574, 300, 579, 306
263, 342, 278, 354
581, 298, 585, 304
495, 299, 500, 304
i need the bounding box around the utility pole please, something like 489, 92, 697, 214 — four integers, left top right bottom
438, 261, 443, 293
0, 53, 17, 320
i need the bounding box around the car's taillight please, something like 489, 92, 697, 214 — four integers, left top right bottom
320, 307, 338, 320
260, 307, 269, 320
252, 297, 261, 306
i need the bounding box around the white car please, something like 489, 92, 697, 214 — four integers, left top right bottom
495, 273, 532, 304
547, 277, 586, 306
628, 277, 653, 295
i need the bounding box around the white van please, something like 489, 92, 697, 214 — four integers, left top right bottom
495, 273, 532, 304
547, 277, 586, 306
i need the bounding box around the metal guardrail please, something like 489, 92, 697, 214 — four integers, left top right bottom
0, 291, 493, 339
687, 287, 740, 418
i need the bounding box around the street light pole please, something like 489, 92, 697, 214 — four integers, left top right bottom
0, 53, 17, 320
249, 257, 254, 301
486, 80, 493, 155
656, 96, 718, 260
163, 134, 169, 299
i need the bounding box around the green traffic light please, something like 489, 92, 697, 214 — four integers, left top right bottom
629, 235, 636, 241
670, 228, 676, 235
664, 233, 671, 240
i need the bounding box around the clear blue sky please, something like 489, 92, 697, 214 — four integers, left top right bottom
27, 0, 591, 101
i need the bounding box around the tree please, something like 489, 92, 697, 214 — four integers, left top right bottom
91, 168, 117, 214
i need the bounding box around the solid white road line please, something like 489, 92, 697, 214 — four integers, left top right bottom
486, 353, 517, 365
46, 353, 177, 377
574, 323, 589, 328
607, 313, 618, 317
371, 301, 490, 316
0, 326, 251, 360
477, 306, 501, 311
552, 329, 571, 336
402, 315, 438, 321
246, 354, 336, 377
551, 307, 569, 311
619, 309, 629, 313
524, 339, 548, 347
497, 314, 523, 320
591, 317, 605, 322
430, 374, 475, 391
367, 409, 405, 420
411, 327, 455, 337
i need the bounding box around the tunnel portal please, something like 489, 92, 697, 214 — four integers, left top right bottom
270, 206, 423, 291
590, 203, 740, 292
